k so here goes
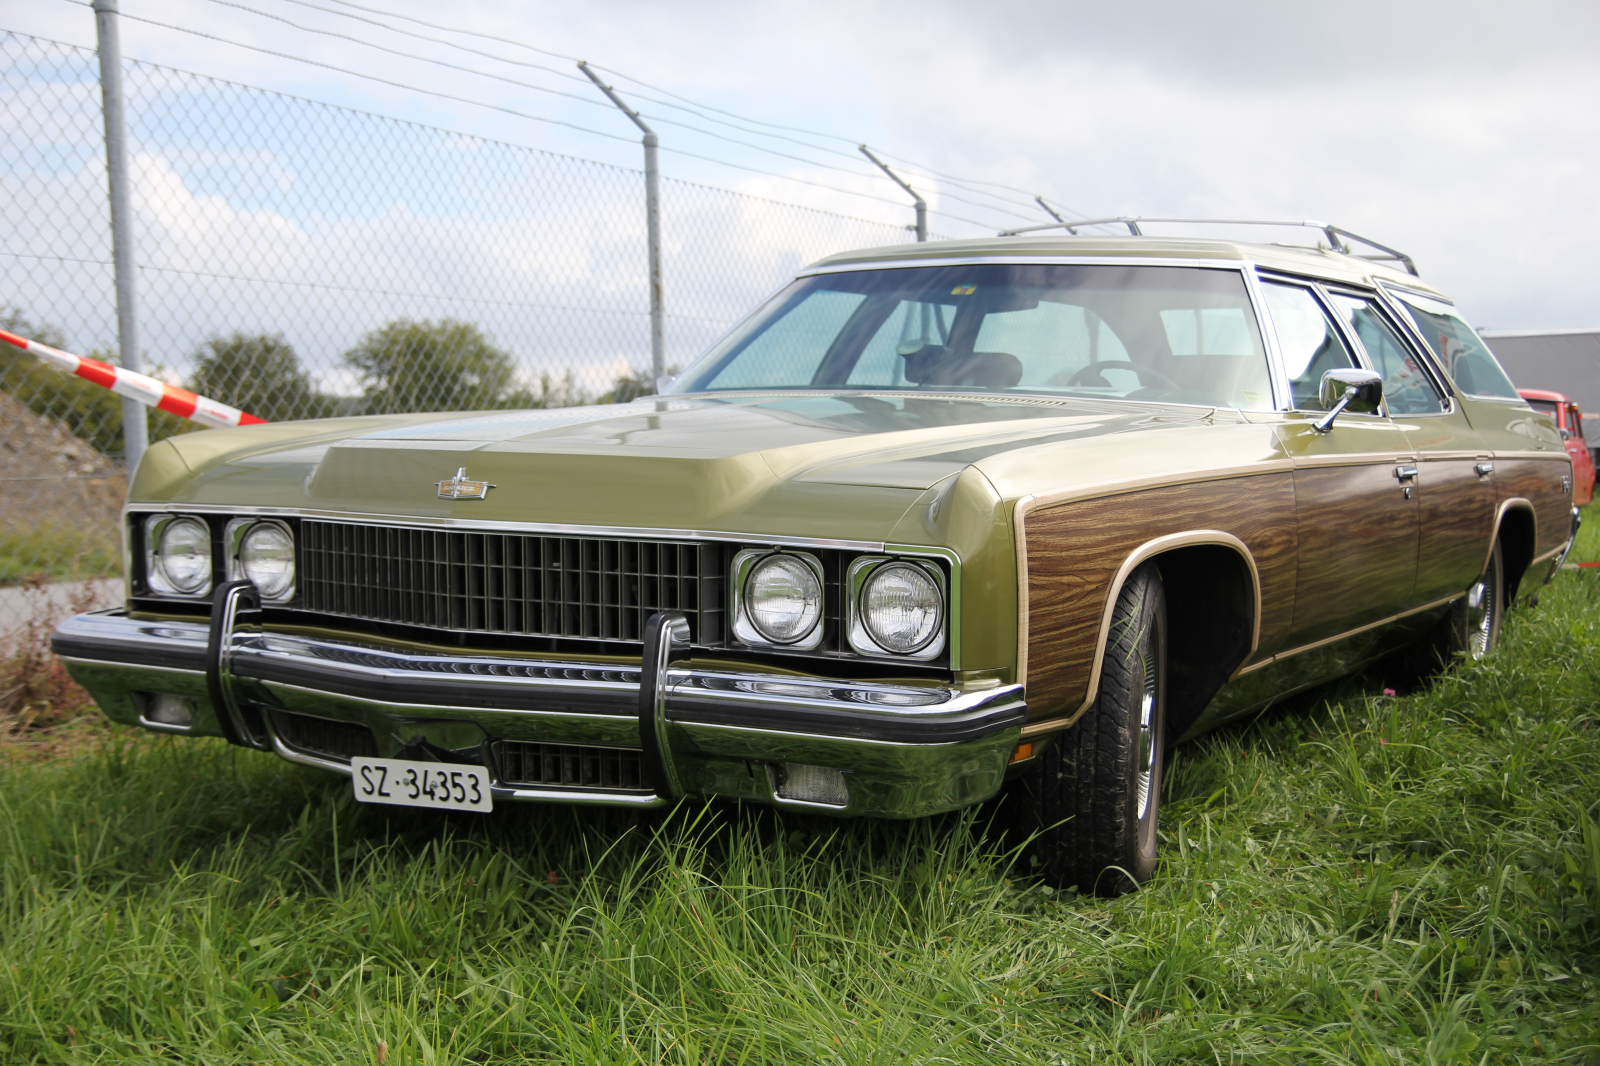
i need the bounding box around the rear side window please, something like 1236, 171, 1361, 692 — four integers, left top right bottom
1389, 291, 1521, 400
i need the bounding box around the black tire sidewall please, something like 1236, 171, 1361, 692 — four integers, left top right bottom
1019, 563, 1168, 895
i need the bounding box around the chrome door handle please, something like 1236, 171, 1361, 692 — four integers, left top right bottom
1394, 464, 1418, 481
1475, 461, 1495, 477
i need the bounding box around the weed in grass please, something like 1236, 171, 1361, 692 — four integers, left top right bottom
2, 512, 1599, 1061
1, 578, 101, 756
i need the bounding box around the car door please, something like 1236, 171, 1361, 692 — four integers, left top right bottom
1324, 288, 1493, 605
1257, 278, 1420, 648
1385, 286, 1574, 585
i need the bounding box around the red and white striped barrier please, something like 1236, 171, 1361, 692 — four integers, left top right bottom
0, 328, 266, 428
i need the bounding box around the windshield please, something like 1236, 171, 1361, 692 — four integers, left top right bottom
673, 264, 1273, 409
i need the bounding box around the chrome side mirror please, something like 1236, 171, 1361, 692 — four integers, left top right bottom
1313, 368, 1383, 432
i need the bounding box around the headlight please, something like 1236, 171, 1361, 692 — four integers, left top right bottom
238, 522, 295, 601
155, 517, 212, 594
742, 553, 823, 645
851, 560, 944, 657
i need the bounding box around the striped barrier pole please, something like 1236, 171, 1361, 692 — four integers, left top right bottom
0, 328, 266, 429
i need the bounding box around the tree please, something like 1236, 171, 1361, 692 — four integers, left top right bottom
343, 318, 516, 414
189, 332, 331, 422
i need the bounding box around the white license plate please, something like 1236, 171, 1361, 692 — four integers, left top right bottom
351, 757, 493, 813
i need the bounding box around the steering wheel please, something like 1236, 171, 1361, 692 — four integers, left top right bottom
1066, 360, 1180, 391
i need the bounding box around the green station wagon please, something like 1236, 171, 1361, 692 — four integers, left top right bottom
55, 220, 1578, 894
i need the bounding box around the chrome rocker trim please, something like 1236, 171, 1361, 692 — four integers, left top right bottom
53, 609, 1025, 819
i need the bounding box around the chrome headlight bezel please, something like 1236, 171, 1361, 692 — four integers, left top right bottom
225, 517, 296, 603
143, 514, 214, 598
846, 556, 947, 660
731, 548, 826, 650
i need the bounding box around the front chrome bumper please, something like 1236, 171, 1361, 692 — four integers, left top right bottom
53, 601, 1025, 819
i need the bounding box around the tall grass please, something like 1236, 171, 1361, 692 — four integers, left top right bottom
3, 523, 1599, 1062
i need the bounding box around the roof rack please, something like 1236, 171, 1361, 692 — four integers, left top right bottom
996, 216, 1419, 276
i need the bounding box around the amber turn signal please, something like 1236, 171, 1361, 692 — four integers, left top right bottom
1009, 742, 1034, 764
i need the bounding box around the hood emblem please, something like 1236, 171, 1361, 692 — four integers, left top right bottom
436, 468, 496, 500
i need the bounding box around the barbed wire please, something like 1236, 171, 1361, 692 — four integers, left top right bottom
207, 0, 1073, 228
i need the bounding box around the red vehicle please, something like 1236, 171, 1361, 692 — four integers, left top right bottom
1520, 388, 1594, 505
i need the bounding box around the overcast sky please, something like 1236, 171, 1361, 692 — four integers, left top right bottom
5, 0, 1598, 333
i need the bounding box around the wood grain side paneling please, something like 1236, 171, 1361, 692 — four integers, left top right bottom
1288, 462, 1419, 647
1415, 458, 1493, 602
1023, 473, 1295, 718
1496, 456, 1574, 559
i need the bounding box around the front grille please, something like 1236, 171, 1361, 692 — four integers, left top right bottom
298, 521, 724, 644
271, 710, 378, 762
492, 740, 646, 791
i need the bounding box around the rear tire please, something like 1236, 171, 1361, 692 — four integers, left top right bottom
1413, 538, 1504, 672
1018, 563, 1167, 896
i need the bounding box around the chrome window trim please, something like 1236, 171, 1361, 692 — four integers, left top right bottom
795, 255, 1253, 276
844, 555, 947, 661
730, 548, 828, 651
1315, 282, 1454, 416
1253, 273, 1392, 419
1240, 266, 1292, 411
224, 516, 296, 604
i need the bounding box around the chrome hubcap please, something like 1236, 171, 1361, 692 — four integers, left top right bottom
1135, 649, 1158, 821
1467, 576, 1495, 659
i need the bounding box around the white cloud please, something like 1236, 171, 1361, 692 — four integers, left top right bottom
2, 0, 1595, 364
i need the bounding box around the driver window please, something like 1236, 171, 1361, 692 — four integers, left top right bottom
1260, 282, 1358, 410
1326, 293, 1445, 415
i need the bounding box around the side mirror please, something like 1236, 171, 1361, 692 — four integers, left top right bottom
655, 374, 677, 395
1313, 367, 1383, 432
1559, 427, 1573, 441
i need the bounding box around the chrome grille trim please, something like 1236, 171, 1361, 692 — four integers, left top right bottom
491, 740, 647, 791
298, 521, 724, 645
270, 710, 378, 763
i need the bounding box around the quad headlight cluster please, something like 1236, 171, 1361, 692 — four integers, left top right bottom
731, 549, 946, 660
142, 514, 297, 603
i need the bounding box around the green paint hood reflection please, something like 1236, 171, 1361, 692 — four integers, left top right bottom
131, 393, 1197, 540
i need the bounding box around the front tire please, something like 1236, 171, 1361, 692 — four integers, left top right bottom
1019, 563, 1167, 896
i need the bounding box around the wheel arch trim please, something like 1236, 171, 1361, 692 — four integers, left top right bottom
1019, 530, 1261, 739
1488, 497, 1537, 582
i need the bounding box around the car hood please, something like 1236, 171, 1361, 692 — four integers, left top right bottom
131, 392, 1236, 542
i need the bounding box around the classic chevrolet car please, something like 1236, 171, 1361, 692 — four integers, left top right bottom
54, 220, 1578, 895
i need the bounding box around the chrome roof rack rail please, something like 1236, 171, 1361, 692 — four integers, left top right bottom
996, 216, 1419, 277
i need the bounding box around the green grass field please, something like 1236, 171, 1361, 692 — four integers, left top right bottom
4, 521, 1600, 1063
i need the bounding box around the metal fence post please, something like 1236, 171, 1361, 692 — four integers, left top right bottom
579, 62, 664, 385
859, 146, 926, 243
92, 0, 147, 473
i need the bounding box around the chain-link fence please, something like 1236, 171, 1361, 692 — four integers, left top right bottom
0, 28, 922, 635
